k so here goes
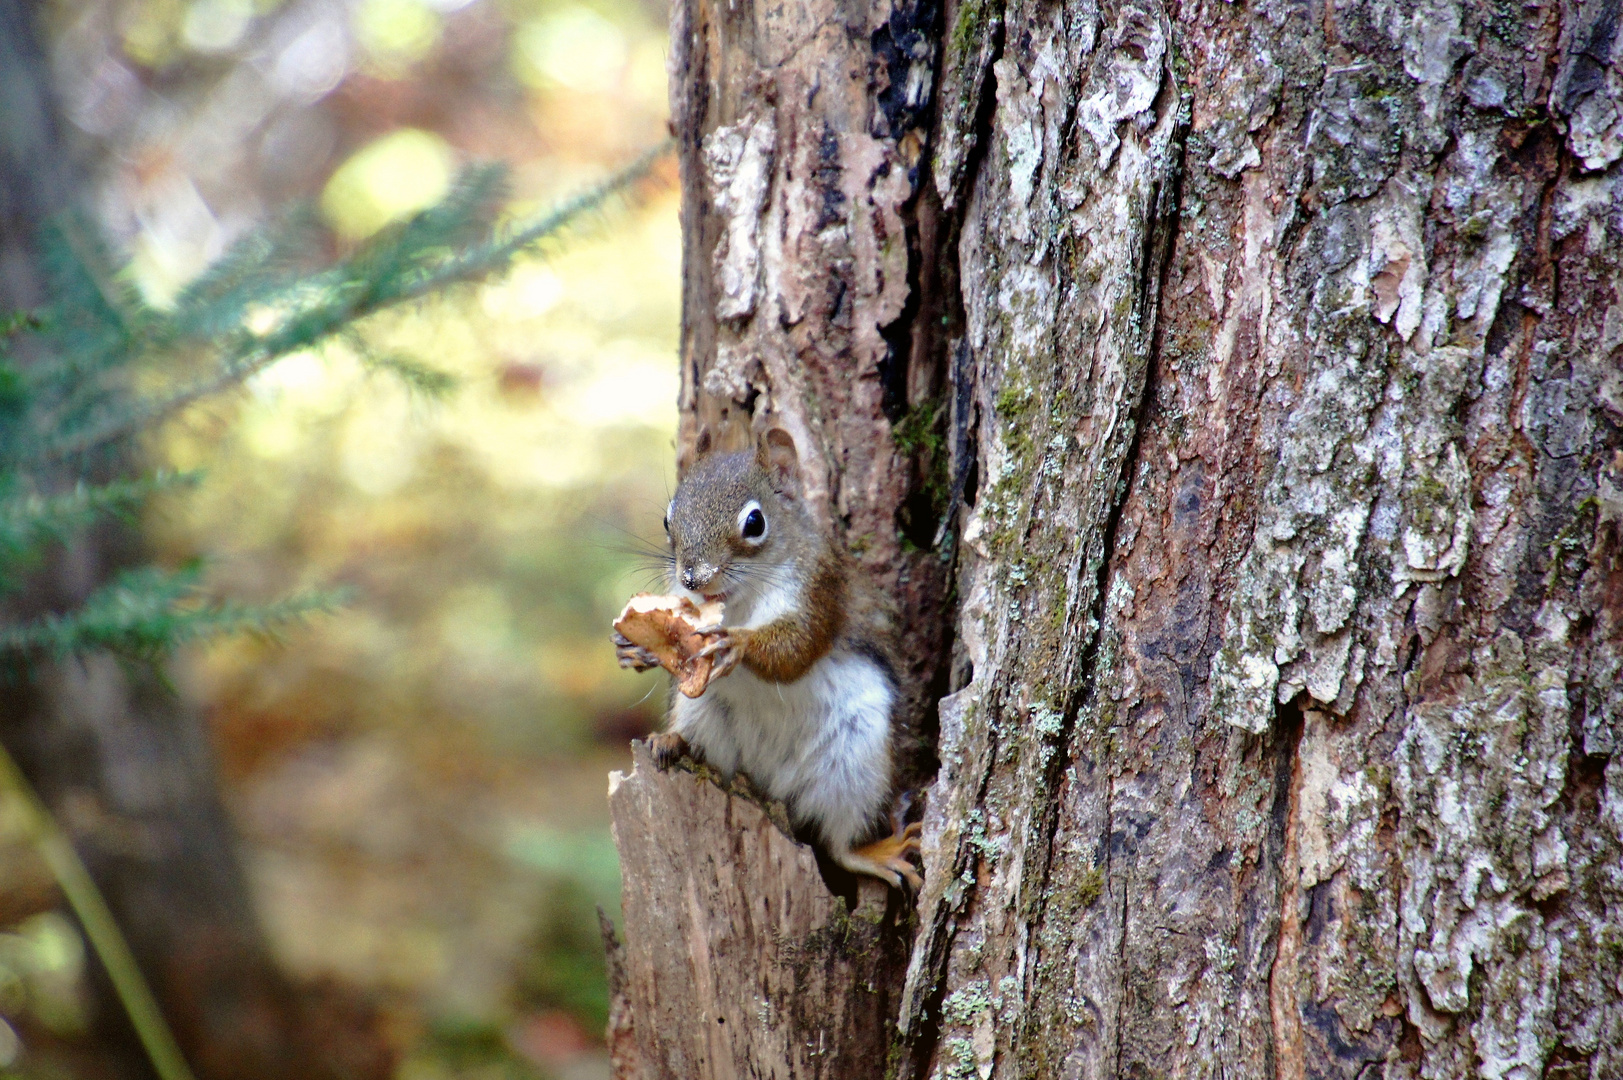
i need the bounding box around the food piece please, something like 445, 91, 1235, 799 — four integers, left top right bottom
612, 593, 726, 698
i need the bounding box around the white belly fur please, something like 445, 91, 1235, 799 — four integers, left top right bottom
668, 648, 894, 851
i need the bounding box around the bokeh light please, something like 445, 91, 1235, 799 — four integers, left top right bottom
321, 128, 456, 238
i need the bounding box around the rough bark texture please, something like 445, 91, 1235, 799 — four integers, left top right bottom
612, 0, 1623, 1076
667, 0, 955, 758
606, 743, 906, 1078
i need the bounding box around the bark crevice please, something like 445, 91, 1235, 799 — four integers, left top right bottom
618, 0, 1623, 1074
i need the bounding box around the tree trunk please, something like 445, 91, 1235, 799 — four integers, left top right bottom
0, 6, 387, 1077
609, 0, 1623, 1076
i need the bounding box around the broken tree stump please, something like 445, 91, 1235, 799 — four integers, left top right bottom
604, 741, 910, 1080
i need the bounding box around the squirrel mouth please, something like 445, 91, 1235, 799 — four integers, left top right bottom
701, 591, 727, 603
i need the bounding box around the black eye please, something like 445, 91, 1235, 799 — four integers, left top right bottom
741, 508, 766, 540
663, 513, 670, 535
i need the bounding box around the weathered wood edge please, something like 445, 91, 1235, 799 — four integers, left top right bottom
605, 741, 908, 1080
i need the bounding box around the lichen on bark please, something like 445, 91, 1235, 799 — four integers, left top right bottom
613, 0, 1623, 1076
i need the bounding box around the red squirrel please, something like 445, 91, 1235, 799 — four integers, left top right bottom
614, 428, 921, 889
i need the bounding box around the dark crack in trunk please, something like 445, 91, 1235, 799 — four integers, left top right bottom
611, 0, 1623, 1075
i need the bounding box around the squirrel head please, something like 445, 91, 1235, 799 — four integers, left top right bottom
666, 428, 816, 605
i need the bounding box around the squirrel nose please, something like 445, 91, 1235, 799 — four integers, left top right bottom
681, 564, 715, 591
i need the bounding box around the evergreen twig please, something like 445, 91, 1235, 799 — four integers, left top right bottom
0, 471, 199, 587
0, 564, 348, 660
32, 139, 673, 464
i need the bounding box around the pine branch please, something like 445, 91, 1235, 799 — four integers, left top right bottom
164, 204, 326, 343
358, 350, 459, 398
391, 138, 671, 304
31, 140, 672, 465
341, 328, 458, 398
28, 214, 147, 396
0, 563, 347, 660
42, 213, 146, 348
0, 356, 26, 457
0, 311, 42, 337
0, 471, 199, 571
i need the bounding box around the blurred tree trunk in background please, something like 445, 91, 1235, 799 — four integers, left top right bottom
609, 0, 1623, 1076
0, 4, 387, 1078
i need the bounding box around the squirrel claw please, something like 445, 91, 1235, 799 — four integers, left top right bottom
844, 822, 925, 892
612, 631, 662, 672
648, 731, 690, 770
694, 630, 743, 680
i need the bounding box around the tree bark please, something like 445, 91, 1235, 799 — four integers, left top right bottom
611, 0, 1623, 1076
606, 743, 908, 1077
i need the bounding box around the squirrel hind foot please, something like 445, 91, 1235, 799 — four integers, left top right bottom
647, 731, 691, 770
838, 822, 923, 891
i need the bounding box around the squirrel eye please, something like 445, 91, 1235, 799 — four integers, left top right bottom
738, 502, 767, 543
663, 500, 673, 536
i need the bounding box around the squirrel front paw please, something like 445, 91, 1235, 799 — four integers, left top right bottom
647, 731, 690, 769
612, 630, 662, 672
694, 627, 749, 680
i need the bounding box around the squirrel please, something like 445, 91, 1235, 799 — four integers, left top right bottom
612, 427, 922, 890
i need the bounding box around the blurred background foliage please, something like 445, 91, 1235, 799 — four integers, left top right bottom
0, 0, 678, 1076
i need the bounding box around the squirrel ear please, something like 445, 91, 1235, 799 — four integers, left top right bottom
756, 427, 800, 494
677, 424, 713, 473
